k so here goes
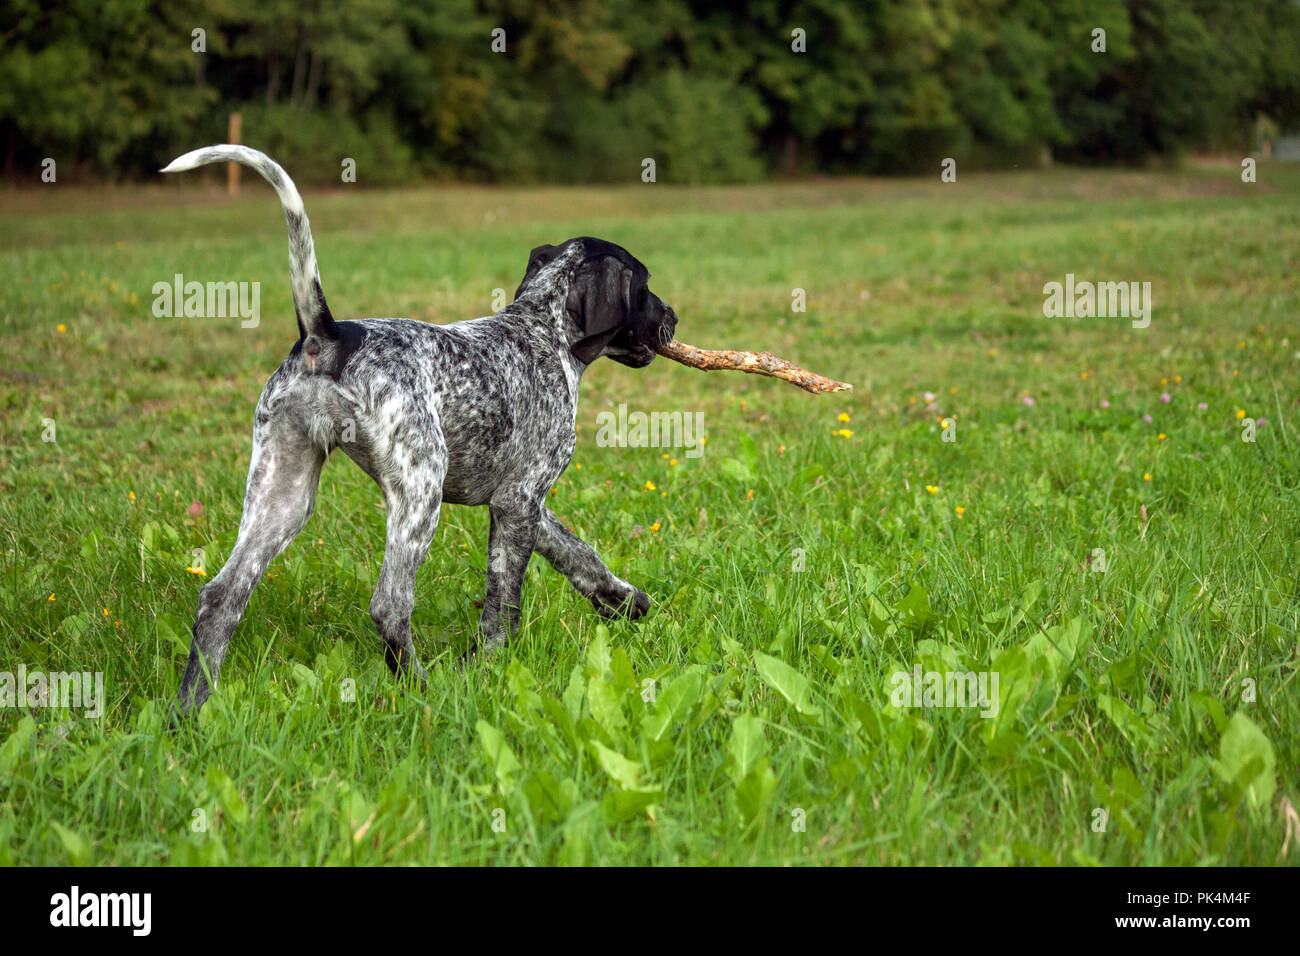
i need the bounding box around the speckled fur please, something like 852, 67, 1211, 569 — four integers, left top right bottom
164, 146, 677, 718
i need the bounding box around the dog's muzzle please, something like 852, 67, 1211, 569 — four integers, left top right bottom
610, 304, 677, 368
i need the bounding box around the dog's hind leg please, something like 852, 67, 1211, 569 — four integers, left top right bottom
176, 418, 325, 719
534, 507, 650, 621
366, 415, 446, 689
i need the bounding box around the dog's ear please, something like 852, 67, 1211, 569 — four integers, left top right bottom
567, 255, 641, 364
514, 244, 562, 300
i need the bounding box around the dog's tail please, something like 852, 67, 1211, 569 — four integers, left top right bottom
161, 145, 336, 341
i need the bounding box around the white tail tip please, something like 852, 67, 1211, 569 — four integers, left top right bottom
160, 152, 206, 175
160, 145, 241, 176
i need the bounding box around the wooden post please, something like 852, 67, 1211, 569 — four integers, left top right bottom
227, 113, 242, 196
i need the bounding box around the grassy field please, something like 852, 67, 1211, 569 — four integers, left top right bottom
1, 162, 1297, 865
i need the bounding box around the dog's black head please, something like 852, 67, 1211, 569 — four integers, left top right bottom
514, 237, 677, 367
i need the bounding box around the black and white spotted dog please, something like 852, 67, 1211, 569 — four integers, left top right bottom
162, 145, 677, 718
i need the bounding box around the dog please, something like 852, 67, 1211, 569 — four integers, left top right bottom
161, 145, 677, 718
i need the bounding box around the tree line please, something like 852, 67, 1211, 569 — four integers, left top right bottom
3, 0, 1298, 185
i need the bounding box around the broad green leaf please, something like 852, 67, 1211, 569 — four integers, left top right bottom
56, 613, 95, 639
719, 633, 746, 663
729, 713, 766, 781
155, 614, 191, 655
792, 463, 827, 493
609, 647, 636, 692
896, 584, 935, 631
1009, 579, 1044, 630
562, 665, 585, 722
0, 717, 35, 772
522, 770, 567, 823
590, 741, 643, 789
754, 652, 821, 717
49, 821, 92, 865
1104, 655, 1139, 693
475, 719, 521, 790
977, 843, 1014, 866
506, 659, 543, 713
602, 787, 663, 824
289, 662, 320, 690
541, 696, 578, 752
1109, 765, 1143, 808
205, 766, 249, 825
586, 625, 612, 679
1217, 712, 1276, 809
718, 457, 756, 484
641, 669, 703, 742
1026, 616, 1088, 681
141, 520, 162, 554
735, 759, 776, 828
808, 645, 843, 677
1190, 692, 1228, 735
1011, 841, 1056, 866
1097, 693, 1152, 746
558, 805, 600, 866
587, 673, 627, 735
915, 638, 959, 672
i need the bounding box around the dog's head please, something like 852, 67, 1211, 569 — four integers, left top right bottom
514, 237, 677, 367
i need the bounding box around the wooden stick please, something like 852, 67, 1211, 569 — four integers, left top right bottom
227, 113, 242, 196
655, 339, 852, 394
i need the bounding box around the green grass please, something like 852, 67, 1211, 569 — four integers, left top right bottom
1, 162, 1297, 865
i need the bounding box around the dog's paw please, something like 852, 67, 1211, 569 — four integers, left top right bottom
591, 585, 650, 621
458, 629, 509, 670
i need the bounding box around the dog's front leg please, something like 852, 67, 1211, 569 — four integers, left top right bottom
534, 507, 650, 620
476, 491, 543, 655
